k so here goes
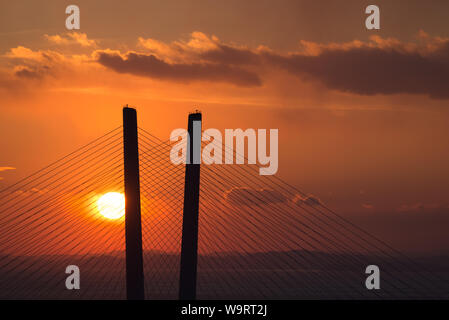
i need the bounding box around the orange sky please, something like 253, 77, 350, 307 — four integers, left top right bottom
1, 0, 449, 254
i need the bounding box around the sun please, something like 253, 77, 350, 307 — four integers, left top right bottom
97, 192, 125, 220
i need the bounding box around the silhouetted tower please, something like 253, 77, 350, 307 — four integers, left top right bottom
179, 112, 202, 300
123, 106, 145, 300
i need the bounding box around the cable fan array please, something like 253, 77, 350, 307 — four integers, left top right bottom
0, 126, 447, 299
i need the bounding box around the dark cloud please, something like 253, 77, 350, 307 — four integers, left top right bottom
44, 32, 449, 99
96, 51, 262, 87
224, 188, 323, 208
397, 202, 449, 213
200, 44, 261, 66
129, 33, 449, 98
266, 40, 449, 99
15, 68, 44, 79
224, 187, 287, 206
292, 194, 322, 207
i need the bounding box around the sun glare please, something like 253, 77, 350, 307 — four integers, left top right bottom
97, 192, 125, 220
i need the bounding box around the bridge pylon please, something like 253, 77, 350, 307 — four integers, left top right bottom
123, 106, 145, 300
179, 112, 202, 300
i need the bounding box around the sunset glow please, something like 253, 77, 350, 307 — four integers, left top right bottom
97, 192, 125, 220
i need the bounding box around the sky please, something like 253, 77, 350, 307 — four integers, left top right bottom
1, 0, 449, 254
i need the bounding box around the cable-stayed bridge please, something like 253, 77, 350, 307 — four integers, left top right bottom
0, 107, 447, 300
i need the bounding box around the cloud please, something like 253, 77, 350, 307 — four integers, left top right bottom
225, 189, 323, 208
0, 46, 95, 93
45, 32, 96, 47
397, 203, 449, 213
136, 31, 449, 99
0, 167, 15, 181
266, 33, 449, 99
5, 31, 449, 99
224, 187, 287, 206
4, 46, 67, 63
95, 50, 262, 87
3, 46, 70, 81
292, 194, 322, 207
97, 32, 262, 86
14, 66, 50, 79
200, 44, 262, 66
137, 32, 219, 63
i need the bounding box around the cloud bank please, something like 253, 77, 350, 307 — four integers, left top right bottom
292, 194, 322, 207
267, 34, 449, 99
4, 31, 449, 99
95, 51, 262, 87
224, 187, 287, 206
100, 31, 449, 98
